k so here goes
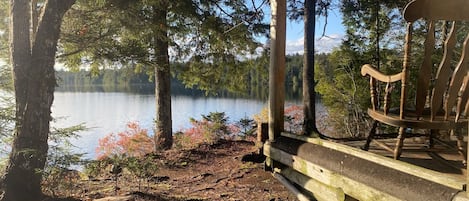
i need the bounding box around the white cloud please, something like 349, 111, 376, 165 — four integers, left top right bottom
316, 34, 344, 53
285, 33, 344, 55
285, 37, 304, 55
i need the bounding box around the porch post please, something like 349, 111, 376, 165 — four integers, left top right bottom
268, 0, 286, 142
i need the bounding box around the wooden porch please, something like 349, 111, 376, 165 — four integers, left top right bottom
264, 132, 468, 201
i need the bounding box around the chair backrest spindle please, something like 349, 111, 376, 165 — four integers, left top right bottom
431, 22, 457, 120
445, 33, 469, 119
456, 74, 469, 120
415, 21, 435, 117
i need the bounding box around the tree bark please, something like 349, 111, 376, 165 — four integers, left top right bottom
1, 1, 75, 200
302, 0, 317, 136
153, 5, 172, 150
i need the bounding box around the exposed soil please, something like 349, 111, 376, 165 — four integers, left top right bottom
57, 140, 296, 201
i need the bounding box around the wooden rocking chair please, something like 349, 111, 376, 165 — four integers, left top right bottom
361, 0, 469, 161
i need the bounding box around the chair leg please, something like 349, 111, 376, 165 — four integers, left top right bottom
454, 129, 467, 166
394, 127, 406, 160
362, 121, 378, 151
427, 129, 438, 148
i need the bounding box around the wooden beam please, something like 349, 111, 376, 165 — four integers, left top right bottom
371, 139, 395, 153
272, 172, 311, 201
279, 168, 345, 201
268, 0, 286, 141
455, 192, 469, 201
282, 132, 466, 190
265, 136, 464, 201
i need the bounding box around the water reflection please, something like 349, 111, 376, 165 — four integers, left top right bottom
55, 83, 303, 101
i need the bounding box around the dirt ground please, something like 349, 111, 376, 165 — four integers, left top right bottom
64, 140, 297, 201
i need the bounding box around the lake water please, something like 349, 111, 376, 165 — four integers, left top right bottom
51, 92, 302, 159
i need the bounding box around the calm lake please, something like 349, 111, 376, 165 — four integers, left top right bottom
51, 91, 302, 159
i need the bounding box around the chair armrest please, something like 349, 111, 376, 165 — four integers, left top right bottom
361, 64, 403, 83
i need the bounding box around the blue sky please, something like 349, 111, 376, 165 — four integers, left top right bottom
285, 8, 345, 54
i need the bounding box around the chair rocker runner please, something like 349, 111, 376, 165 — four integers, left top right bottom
361, 0, 469, 162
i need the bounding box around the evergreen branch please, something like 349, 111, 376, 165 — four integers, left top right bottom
224, 22, 245, 34
253, 0, 268, 13
321, 9, 329, 37
222, 0, 267, 34
56, 31, 114, 58
56, 48, 83, 58
209, 0, 235, 19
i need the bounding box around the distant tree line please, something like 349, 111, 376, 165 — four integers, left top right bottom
56, 53, 306, 100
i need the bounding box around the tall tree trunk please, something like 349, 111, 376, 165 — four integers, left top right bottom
302, 0, 317, 135
1, 1, 75, 200
153, 5, 172, 150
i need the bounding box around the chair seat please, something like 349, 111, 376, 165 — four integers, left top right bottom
368, 108, 468, 130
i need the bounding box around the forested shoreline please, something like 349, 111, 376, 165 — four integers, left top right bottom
56, 53, 305, 100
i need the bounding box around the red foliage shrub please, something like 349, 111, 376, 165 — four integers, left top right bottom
175, 118, 218, 148
95, 122, 154, 160
183, 120, 207, 145
284, 105, 304, 134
